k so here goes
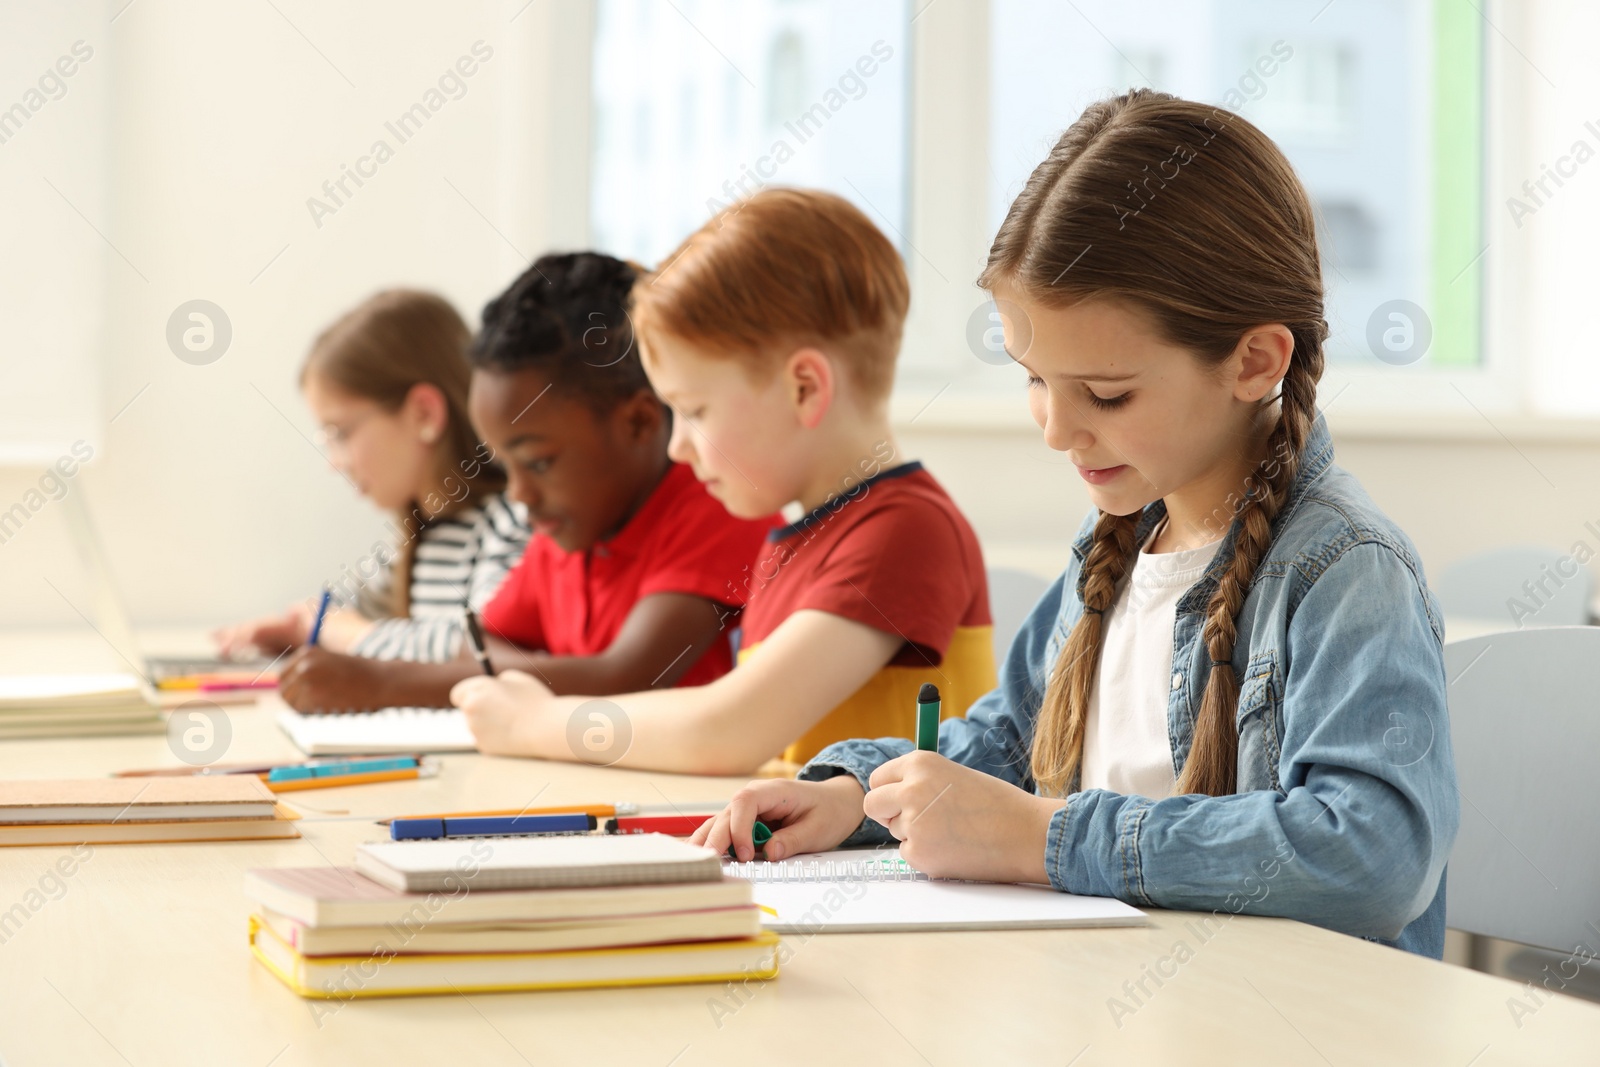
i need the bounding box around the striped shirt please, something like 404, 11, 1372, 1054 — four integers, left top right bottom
349, 493, 529, 662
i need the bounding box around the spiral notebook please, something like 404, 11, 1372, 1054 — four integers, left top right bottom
276, 706, 476, 755
722, 848, 1147, 933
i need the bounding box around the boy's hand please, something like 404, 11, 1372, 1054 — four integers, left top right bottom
451, 669, 554, 755
278, 647, 388, 713
865, 751, 1063, 884
691, 775, 867, 862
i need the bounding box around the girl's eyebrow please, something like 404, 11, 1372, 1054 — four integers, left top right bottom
1010, 352, 1137, 384
1059, 371, 1138, 383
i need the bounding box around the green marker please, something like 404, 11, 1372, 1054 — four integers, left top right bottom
727, 821, 772, 859
916, 682, 941, 751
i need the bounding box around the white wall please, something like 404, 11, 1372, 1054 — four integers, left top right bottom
0, 4, 108, 460
1, 0, 589, 626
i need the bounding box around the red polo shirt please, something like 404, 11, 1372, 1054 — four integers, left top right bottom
480, 463, 775, 686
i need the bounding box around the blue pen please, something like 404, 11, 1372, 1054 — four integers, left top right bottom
390, 813, 598, 840
268, 757, 418, 782
306, 587, 333, 647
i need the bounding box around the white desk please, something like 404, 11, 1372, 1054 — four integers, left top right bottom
1, 637, 1598, 1064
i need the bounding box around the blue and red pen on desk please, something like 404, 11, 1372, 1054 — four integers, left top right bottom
386, 811, 771, 856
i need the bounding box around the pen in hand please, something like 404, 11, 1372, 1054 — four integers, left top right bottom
306, 587, 333, 647
463, 608, 495, 676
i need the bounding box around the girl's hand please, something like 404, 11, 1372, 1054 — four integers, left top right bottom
304, 609, 375, 655
691, 775, 867, 862
278, 647, 388, 713
865, 751, 1064, 884
451, 669, 555, 756
213, 602, 314, 658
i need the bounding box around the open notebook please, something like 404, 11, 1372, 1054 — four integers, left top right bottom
276, 707, 475, 755
723, 848, 1147, 933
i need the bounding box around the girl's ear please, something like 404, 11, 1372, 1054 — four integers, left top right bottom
402, 382, 450, 443
1233, 324, 1295, 403
785, 347, 835, 429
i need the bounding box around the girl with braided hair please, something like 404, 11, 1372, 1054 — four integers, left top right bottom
694, 90, 1459, 958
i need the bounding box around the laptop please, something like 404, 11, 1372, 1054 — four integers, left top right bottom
57, 489, 276, 692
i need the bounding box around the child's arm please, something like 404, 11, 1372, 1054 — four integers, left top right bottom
461, 592, 735, 694
810, 544, 1455, 942
212, 604, 369, 657
698, 577, 1067, 859
453, 608, 904, 776
310, 609, 375, 653
278, 593, 736, 712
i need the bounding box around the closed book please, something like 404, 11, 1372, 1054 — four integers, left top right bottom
244, 866, 754, 928
0, 673, 150, 710
0, 715, 165, 739
0, 674, 163, 738
354, 834, 723, 893
249, 915, 780, 998
255, 902, 762, 956
0, 806, 300, 847
0, 776, 278, 824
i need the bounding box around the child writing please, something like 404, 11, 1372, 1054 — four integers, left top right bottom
692, 91, 1460, 958
452, 190, 997, 772
284, 252, 781, 711
214, 290, 528, 695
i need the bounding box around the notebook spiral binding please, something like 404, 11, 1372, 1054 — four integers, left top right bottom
722, 858, 931, 883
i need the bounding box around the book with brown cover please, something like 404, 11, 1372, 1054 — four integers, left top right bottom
0, 777, 280, 825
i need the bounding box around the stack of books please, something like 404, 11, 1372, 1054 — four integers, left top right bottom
0, 673, 164, 739
245, 834, 779, 998
0, 777, 300, 846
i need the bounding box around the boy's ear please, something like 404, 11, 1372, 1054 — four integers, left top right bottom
403, 382, 449, 442
1232, 324, 1295, 403
615, 387, 668, 443
786, 347, 835, 429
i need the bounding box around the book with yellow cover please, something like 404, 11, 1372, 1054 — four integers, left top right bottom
248, 915, 780, 998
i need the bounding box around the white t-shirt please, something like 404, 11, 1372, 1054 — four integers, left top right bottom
1080, 522, 1224, 799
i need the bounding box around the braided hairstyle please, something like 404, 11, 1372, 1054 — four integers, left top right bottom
980, 90, 1328, 797
471, 252, 651, 412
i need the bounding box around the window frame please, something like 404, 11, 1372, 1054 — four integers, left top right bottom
574, 0, 1551, 432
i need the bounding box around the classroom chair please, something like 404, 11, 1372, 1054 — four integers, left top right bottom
1436, 545, 1594, 629
986, 566, 1052, 665
1443, 628, 1600, 1001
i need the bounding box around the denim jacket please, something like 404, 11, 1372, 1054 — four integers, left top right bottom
802, 414, 1459, 957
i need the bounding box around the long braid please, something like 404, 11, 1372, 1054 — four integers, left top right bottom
1179, 353, 1323, 795
1031, 510, 1139, 795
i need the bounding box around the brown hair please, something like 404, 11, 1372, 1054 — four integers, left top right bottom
631, 187, 910, 402
979, 90, 1327, 797
301, 289, 505, 615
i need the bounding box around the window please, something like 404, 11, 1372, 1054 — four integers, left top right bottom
590, 0, 910, 268
988, 0, 1485, 371
583, 1, 1559, 423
